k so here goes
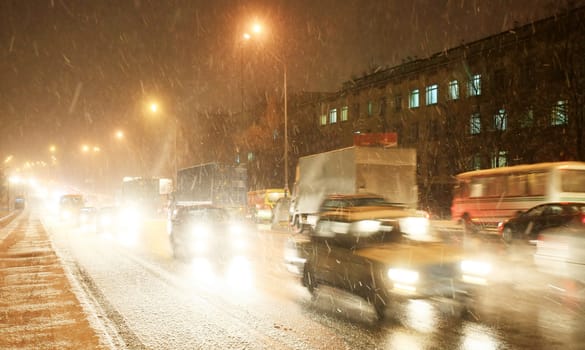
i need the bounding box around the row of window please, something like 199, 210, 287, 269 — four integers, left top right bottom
409, 74, 481, 108
320, 74, 482, 126
469, 100, 568, 135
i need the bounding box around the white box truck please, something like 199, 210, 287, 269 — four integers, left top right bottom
290, 146, 417, 232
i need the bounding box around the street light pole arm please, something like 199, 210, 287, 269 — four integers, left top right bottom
283, 61, 289, 196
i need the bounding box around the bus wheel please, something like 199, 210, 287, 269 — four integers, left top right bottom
462, 213, 477, 235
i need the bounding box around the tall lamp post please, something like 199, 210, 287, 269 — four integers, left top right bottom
148, 102, 178, 188
242, 23, 289, 196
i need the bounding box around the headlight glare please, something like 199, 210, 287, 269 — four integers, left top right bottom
351, 220, 381, 234
461, 260, 492, 276
387, 268, 419, 284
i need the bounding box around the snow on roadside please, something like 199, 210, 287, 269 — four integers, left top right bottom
0, 213, 112, 349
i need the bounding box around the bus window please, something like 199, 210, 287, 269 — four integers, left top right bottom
507, 174, 526, 197
485, 176, 505, 197
527, 172, 546, 196
559, 169, 585, 192
470, 179, 484, 198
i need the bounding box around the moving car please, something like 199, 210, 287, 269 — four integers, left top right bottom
497, 202, 585, 244
534, 217, 585, 286
284, 193, 491, 320
14, 196, 25, 209
168, 204, 250, 261
58, 194, 85, 225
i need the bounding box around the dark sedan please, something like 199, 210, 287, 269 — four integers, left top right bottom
534, 218, 585, 287
497, 202, 585, 244
285, 194, 491, 321
168, 205, 250, 261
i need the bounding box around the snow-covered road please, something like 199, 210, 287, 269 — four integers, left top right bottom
3, 208, 585, 349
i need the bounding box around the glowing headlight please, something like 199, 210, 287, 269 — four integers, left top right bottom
460, 260, 492, 276
388, 268, 419, 284
122, 208, 141, 223
229, 223, 243, 235
100, 215, 112, 227
192, 224, 210, 237
351, 220, 381, 234
399, 217, 430, 236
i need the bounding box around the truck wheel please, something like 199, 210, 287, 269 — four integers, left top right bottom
292, 216, 303, 234
372, 296, 386, 321
302, 263, 317, 299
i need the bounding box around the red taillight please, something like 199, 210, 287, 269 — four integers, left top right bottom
581, 214, 585, 225
497, 222, 504, 234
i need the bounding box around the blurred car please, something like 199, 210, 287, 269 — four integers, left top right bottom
534, 218, 585, 285
497, 202, 585, 244
168, 204, 250, 261
59, 194, 85, 225
14, 196, 26, 209
79, 206, 98, 232
284, 193, 491, 320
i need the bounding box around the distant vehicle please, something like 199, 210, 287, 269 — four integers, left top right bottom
289, 146, 418, 233
79, 207, 98, 232
451, 161, 585, 233
534, 218, 585, 286
121, 176, 171, 218
14, 196, 25, 209
175, 162, 248, 213
247, 188, 286, 223
284, 193, 491, 320
497, 202, 585, 244
168, 204, 250, 261
59, 194, 85, 224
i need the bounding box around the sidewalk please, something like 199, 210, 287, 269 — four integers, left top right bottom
0, 211, 109, 349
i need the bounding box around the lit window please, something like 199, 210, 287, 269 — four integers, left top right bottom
247, 152, 255, 161
320, 114, 327, 126
367, 101, 373, 116
329, 108, 337, 124
551, 100, 568, 126
409, 89, 419, 109
493, 109, 507, 131
470, 113, 481, 135
448, 80, 459, 100
491, 151, 508, 168
341, 106, 348, 121
467, 74, 482, 96
425, 84, 438, 105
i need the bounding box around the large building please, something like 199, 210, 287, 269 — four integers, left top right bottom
200, 6, 585, 218
271, 5, 584, 217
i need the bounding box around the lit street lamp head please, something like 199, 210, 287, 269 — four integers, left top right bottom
150, 103, 158, 113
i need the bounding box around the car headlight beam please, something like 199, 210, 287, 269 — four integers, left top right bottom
460, 260, 492, 276
387, 268, 419, 284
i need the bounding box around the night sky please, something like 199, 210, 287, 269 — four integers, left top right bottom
1, 0, 582, 175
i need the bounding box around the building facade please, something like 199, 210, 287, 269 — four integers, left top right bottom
274, 6, 584, 217
217, 6, 585, 218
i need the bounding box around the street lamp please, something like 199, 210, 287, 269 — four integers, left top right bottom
147, 101, 178, 187
242, 22, 290, 196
